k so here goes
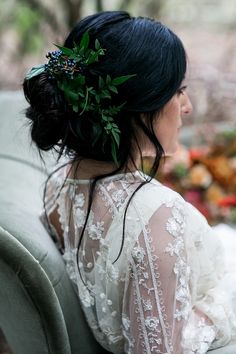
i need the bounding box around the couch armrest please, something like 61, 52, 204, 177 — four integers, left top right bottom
0, 227, 71, 354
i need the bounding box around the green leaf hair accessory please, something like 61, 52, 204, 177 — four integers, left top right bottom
25, 31, 135, 164
25, 64, 45, 80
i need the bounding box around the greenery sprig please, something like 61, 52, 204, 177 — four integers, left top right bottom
26, 31, 135, 163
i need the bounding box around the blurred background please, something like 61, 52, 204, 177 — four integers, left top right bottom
1, 0, 236, 127
0, 0, 235, 224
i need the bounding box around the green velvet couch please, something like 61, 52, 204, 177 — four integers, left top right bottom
0, 91, 235, 354
0, 92, 107, 354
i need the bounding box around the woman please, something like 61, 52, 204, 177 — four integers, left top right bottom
23, 11, 236, 354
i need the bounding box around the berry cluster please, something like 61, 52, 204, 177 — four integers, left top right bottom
45, 50, 82, 79
25, 31, 135, 163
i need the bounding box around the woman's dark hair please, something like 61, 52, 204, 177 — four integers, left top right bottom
23, 11, 186, 167
23, 11, 187, 263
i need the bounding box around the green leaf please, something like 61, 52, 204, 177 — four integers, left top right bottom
72, 104, 79, 112
112, 74, 136, 86
75, 47, 84, 57
109, 85, 118, 94
95, 39, 101, 50
101, 89, 111, 99
106, 75, 112, 85
25, 64, 45, 80
95, 95, 100, 104
70, 52, 80, 61
101, 115, 109, 122
78, 91, 85, 97
98, 48, 105, 56
106, 123, 112, 130
87, 52, 99, 65
72, 42, 82, 57
64, 89, 79, 102
111, 129, 120, 147
55, 44, 73, 56
80, 31, 90, 50
79, 87, 89, 115
99, 76, 105, 89
74, 75, 85, 85
112, 126, 120, 133
117, 102, 126, 110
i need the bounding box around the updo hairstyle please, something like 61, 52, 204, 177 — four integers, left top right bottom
23, 11, 186, 174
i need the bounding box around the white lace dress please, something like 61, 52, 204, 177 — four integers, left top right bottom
42, 169, 236, 354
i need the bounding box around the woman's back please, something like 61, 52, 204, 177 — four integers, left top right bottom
43, 167, 235, 353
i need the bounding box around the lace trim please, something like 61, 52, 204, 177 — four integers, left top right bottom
182, 315, 216, 354
164, 198, 191, 322
123, 196, 191, 354
98, 183, 117, 217
129, 225, 173, 353
97, 180, 140, 218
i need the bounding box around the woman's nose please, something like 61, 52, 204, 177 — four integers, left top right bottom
181, 93, 193, 115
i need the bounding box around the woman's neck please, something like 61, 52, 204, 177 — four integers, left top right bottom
67, 158, 138, 180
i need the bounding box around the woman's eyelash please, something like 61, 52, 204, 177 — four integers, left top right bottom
177, 85, 187, 94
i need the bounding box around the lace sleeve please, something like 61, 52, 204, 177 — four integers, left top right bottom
122, 197, 216, 354
39, 172, 64, 251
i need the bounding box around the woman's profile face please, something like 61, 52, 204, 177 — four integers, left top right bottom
155, 87, 192, 155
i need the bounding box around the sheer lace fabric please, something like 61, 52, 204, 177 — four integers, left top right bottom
42, 169, 236, 354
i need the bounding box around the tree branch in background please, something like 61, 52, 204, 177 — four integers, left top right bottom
96, 0, 104, 12
145, 0, 165, 18
61, 0, 84, 29
119, 0, 133, 11
23, 0, 62, 33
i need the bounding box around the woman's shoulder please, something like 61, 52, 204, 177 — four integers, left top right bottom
127, 173, 186, 224
134, 173, 185, 207
132, 173, 210, 228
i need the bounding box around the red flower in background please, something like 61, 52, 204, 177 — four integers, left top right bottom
218, 196, 236, 207
189, 147, 208, 162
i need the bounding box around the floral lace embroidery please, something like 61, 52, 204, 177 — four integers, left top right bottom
129, 232, 172, 352
87, 220, 104, 240
164, 198, 191, 322
182, 317, 216, 354
143, 299, 153, 312
62, 249, 77, 284
98, 181, 137, 217
69, 189, 105, 242
74, 192, 85, 208
98, 183, 116, 217
74, 207, 86, 228
127, 197, 191, 353
87, 211, 104, 241
111, 189, 127, 209
122, 315, 135, 354
47, 173, 223, 354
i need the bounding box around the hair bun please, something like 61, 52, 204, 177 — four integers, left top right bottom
23, 73, 68, 151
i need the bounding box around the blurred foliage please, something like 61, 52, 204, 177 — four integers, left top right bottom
3, 0, 236, 57
1, 0, 236, 120
0, 0, 165, 57
14, 3, 43, 53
